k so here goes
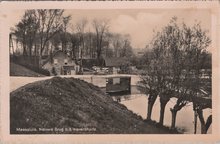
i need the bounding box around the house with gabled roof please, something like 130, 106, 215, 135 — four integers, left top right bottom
104, 57, 131, 74
42, 50, 79, 75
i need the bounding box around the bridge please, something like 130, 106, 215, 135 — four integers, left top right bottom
10, 74, 140, 92
10, 74, 211, 108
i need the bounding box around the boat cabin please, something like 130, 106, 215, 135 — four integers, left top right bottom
105, 76, 131, 95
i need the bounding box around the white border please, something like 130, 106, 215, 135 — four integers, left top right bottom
0, 1, 220, 143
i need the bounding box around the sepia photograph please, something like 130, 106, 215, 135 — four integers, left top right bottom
0, 1, 220, 143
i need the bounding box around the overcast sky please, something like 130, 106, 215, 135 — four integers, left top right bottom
8, 9, 211, 49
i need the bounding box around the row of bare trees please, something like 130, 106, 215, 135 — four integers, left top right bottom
139, 17, 212, 134
11, 10, 65, 58
11, 9, 134, 64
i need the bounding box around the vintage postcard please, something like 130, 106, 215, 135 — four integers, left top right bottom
0, 1, 220, 143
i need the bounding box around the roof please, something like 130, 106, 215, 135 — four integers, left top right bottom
104, 57, 130, 67
42, 50, 73, 66
80, 58, 105, 68
53, 50, 68, 58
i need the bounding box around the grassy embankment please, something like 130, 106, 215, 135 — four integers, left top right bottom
10, 62, 44, 77
10, 77, 180, 134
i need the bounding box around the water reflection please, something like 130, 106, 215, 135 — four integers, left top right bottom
109, 86, 212, 134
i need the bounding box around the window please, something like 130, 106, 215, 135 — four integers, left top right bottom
113, 78, 120, 85
54, 59, 58, 65
64, 59, 68, 65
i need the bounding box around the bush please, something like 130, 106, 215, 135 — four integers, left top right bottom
11, 56, 50, 76
36, 67, 50, 76
23, 64, 50, 76
51, 67, 57, 76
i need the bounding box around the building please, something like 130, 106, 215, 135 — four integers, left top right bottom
105, 76, 131, 95
104, 57, 130, 74
42, 50, 79, 75
133, 48, 146, 57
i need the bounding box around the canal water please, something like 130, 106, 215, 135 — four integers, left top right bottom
111, 86, 212, 134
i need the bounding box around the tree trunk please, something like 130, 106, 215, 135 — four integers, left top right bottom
89, 34, 92, 58
194, 110, 198, 134
96, 34, 100, 59
34, 43, 37, 67
22, 33, 27, 56
40, 36, 44, 56
159, 97, 170, 125
62, 41, 64, 51
97, 51, 101, 65
205, 115, 212, 133
201, 123, 206, 134
29, 42, 33, 57
197, 109, 206, 134
170, 109, 177, 129
80, 47, 83, 73
146, 92, 157, 120
147, 102, 153, 120
23, 42, 27, 56
16, 40, 19, 54
23, 47, 27, 56
170, 99, 187, 130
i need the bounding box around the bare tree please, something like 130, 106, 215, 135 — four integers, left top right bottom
12, 10, 39, 58
60, 16, 71, 52
110, 33, 134, 58
36, 9, 65, 57
139, 45, 169, 121
24, 10, 39, 57
167, 20, 211, 130
92, 19, 109, 63
13, 21, 27, 56
70, 32, 80, 62
84, 31, 96, 58
181, 23, 211, 133
140, 18, 211, 131
154, 18, 184, 126
110, 33, 122, 57
119, 35, 134, 58
75, 18, 88, 72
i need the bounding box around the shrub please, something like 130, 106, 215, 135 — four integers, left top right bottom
11, 56, 50, 76
51, 67, 57, 76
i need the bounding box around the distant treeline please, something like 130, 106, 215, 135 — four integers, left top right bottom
10, 10, 134, 64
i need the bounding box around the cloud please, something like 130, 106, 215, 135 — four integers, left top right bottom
110, 12, 167, 48
8, 9, 211, 50
110, 10, 211, 49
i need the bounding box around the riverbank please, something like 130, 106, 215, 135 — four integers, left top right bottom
120, 94, 212, 134
10, 77, 178, 134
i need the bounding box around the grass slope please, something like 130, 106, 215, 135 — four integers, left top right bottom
10, 62, 44, 77
10, 77, 177, 134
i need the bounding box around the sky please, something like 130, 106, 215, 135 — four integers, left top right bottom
7, 9, 211, 49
